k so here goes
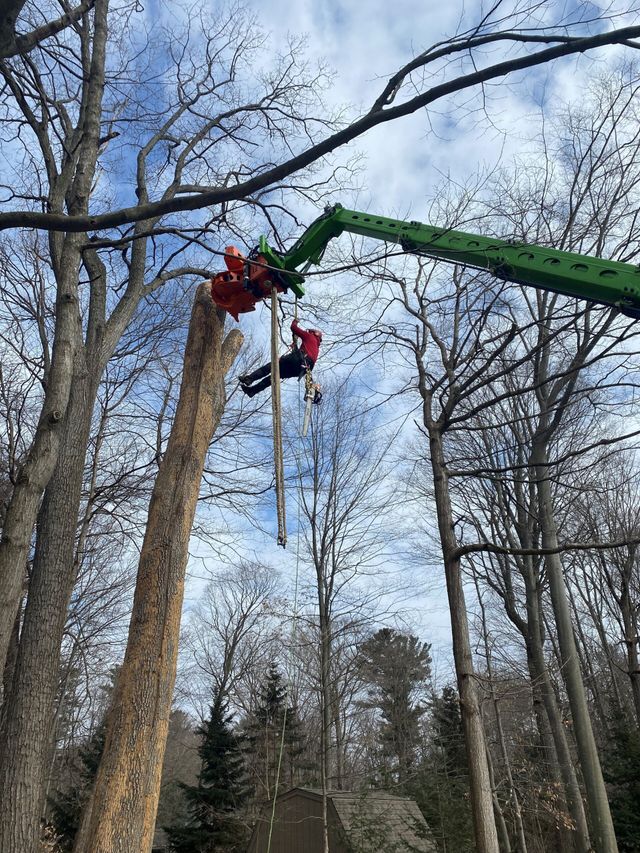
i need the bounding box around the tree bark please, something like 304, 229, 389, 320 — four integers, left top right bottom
1, 582, 23, 703
0, 237, 83, 678
0, 0, 109, 679
319, 600, 332, 853
0, 365, 97, 853
485, 742, 512, 853
526, 623, 590, 850
429, 428, 500, 853
522, 567, 591, 852
0, 0, 27, 55
620, 586, 640, 727
474, 579, 527, 853
533, 443, 618, 853
74, 286, 241, 853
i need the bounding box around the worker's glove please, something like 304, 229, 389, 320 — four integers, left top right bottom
313, 388, 323, 405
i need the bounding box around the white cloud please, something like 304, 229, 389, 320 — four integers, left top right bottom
188, 0, 640, 668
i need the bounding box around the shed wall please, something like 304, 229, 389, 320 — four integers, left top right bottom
247, 793, 348, 853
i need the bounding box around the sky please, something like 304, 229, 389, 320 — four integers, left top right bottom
174, 0, 640, 682
248, 0, 635, 217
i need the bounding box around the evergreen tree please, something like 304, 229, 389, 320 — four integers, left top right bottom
48, 723, 106, 851
410, 686, 473, 853
357, 628, 431, 783
48, 668, 117, 851
165, 698, 248, 853
603, 721, 640, 852
243, 664, 307, 800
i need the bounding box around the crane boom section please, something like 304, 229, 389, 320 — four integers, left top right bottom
270, 204, 640, 318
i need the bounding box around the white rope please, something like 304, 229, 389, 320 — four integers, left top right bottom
270, 286, 286, 547
266, 378, 303, 853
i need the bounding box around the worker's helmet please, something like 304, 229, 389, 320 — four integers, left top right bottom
310, 329, 323, 342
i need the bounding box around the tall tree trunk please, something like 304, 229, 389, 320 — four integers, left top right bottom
620, 590, 640, 727
0, 360, 98, 853
485, 742, 512, 853
474, 579, 528, 853
319, 603, 332, 853
570, 595, 618, 731
533, 444, 618, 853
74, 286, 241, 853
527, 637, 590, 850
0, 237, 83, 677
523, 572, 591, 852
1, 584, 23, 702
333, 697, 344, 789
0, 0, 109, 680
429, 427, 500, 853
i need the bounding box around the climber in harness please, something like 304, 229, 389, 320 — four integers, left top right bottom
239, 319, 323, 398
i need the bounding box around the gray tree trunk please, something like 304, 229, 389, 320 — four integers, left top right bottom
522, 567, 591, 852
620, 590, 640, 727
0, 238, 83, 679
533, 443, 618, 853
0, 0, 109, 680
527, 628, 591, 850
429, 428, 500, 853
0, 366, 97, 853
474, 580, 527, 853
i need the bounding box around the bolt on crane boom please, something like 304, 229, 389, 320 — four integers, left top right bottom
210, 203, 640, 319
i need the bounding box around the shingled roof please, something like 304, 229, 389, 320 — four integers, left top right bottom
246, 787, 436, 853
329, 790, 434, 852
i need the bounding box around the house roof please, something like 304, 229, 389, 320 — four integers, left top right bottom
334, 791, 434, 852
268, 787, 435, 852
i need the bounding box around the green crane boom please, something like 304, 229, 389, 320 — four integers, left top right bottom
257, 203, 640, 318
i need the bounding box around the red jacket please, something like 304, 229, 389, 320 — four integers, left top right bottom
291, 320, 321, 365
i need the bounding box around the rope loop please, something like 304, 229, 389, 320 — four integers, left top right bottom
270, 287, 287, 547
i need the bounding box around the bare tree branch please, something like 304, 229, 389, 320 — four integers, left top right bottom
2, 24, 640, 233
0, 0, 96, 60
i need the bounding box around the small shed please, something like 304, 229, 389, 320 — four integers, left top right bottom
246, 787, 436, 853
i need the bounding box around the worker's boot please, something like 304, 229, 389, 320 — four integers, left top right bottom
242, 376, 271, 397
239, 364, 270, 386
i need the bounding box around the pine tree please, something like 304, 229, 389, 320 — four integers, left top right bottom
410, 686, 473, 852
603, 720, 640, 852
48, 668, 117, 851
165, 699, 247, 853
243, 664, 307, 800
48, 723, 106, 852
357, 628, 432, 783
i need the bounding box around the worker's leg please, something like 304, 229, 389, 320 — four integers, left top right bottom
239, 361, 271, 385
242, 351, 303, 397
242, 375, 272, 396
278, 350, 305, 379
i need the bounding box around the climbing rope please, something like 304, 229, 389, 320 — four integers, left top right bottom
266, 374, 304, 853
270, 286, 287, 547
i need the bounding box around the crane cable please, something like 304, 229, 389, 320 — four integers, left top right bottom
266, 355, 304, 853
271, 286, 287, 547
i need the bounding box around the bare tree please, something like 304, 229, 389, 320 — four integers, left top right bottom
569, 458, 640, 727
351, 240, 530, 853
1, 7, 640, 853
187, 560, 281, 711
458, 415, 592, 852
0, 6, 340, 849
295, 383, 399, 849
